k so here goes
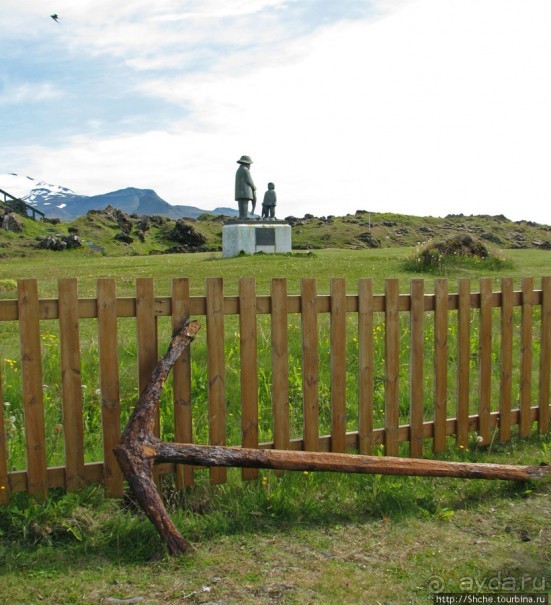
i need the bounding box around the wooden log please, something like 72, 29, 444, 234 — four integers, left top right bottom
155, 443, 550, 482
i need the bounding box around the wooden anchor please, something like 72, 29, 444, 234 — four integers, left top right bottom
114, 322, 550, 556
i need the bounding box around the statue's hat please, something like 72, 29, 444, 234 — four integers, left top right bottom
237, 155, 253, 164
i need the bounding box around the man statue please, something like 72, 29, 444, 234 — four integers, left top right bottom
235, 155, 256, 219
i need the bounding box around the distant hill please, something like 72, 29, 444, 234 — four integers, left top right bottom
0, 173, 238, 220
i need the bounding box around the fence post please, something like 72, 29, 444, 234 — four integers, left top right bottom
540, 276, 551, 434
239, 278, 259, 481
384, 279, 400, 456
18, 279, 48, 499
358, 279, 374, 455
97, 279, 124, 497
206, 278, 226, 484
434, 279, 448, 453
301, 278, 319, 451
409, 279, 424, 457
58, 278, 85, 491
171, 278, 194, 489
330, 278, 346, 453
499, 277, 514, 442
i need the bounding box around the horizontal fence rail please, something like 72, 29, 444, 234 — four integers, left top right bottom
0, 276, 549, 501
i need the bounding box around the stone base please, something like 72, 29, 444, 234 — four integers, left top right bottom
222, 221, 292, 258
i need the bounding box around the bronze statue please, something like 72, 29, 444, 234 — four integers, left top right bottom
235, 155, 256, 219
262, 182, 277, 219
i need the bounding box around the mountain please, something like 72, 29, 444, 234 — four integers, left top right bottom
0, 173, 238, 220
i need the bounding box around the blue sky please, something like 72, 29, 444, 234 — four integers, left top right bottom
1, 0, 550, 224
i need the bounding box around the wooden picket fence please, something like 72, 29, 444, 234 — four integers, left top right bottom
0, 276, 550, 503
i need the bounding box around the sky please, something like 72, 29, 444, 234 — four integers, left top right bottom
1, 0, 550, 224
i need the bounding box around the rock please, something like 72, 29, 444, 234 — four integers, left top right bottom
37, 234, 82, 250
2, 213, 24, 232
519, 529, 531, 542
38, 236, 66, 250
63, 235, 82, 248
5, 199, 28, 216
68, 226, 79, 234
114, 232, 134, 244
44, 217, 61, 225
148, 215, 171, 226
136, 217, 150, 232
425, 235, 489, 258
481, 232, 502, 244
358, 232, 380, 248
168, 220, 206, 247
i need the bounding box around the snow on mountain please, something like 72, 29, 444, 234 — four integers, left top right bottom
0, 173, 82, 207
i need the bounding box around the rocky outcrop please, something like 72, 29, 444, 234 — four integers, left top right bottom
168, 220, 207, 248
357, 232, 380, 248
2, 212, 24, 232
37, 234, 82, 250
424, 234, 489, 258
114, 232, 134, 244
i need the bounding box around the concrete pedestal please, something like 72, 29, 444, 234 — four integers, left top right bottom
222, 220, 292, 258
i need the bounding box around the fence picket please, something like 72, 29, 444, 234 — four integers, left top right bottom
18, 279, 48, 498
520, 277, 534, 437
539, 276, 551, 434
499, 278, 514, 442
384, 279, 400, 456
434, 279, 448, 453
301, 278, 319, 451
0, 370, 9, 503
456, 279, 470, 447
409, 279, 424, 457
58, 278, 85, 491
171, 278, 194, 489
478, 278, 493, 444
271, 279, 290, 451
97, 279, 124, 497
358, 279, 374, 455
330, 278, 347, 453
206, 278, 226, 484
239, 278, 259, 480
136, 278, 159, 427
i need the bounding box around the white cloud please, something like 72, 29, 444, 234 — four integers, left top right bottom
152, 0, 294, 21
0, 82, 65, 104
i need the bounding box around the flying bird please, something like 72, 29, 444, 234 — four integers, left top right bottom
51, 14, 60, 22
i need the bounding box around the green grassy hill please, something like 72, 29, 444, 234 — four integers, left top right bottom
1, 204, 550, 258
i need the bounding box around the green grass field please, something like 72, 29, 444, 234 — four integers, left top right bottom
0, 247, 549, 604
1, 246, 550, 298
